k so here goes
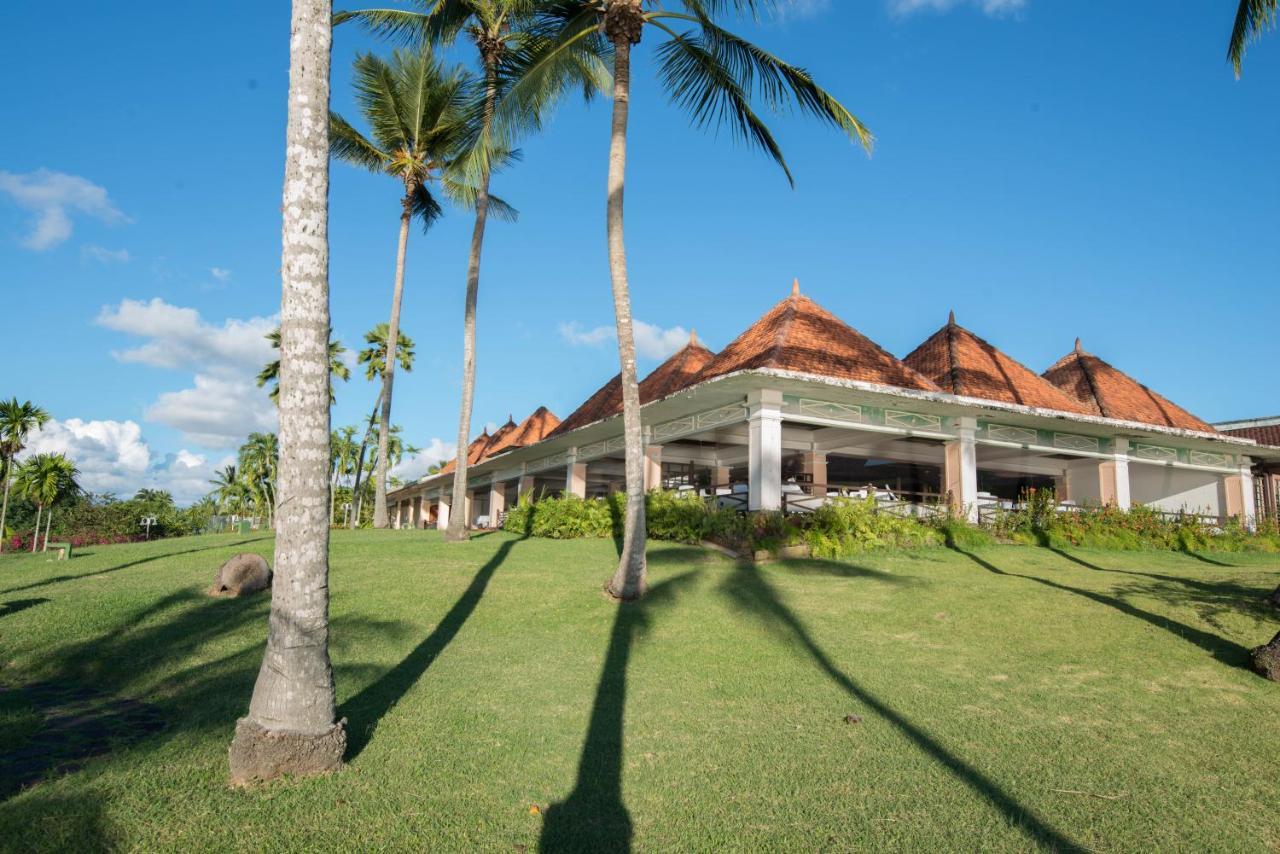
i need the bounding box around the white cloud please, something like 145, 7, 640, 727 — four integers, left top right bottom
95, 298, 278, 447
210, 267, 232, 282
146, 374, 277, 449
96, 297, 276, 375
558, 320, 692, 361
0, 169, 129, 250
889, 0, 1026, 17
391, 438, 457, 483
83, 245, 131, 264
18, 418, 228, 504
774, 0, 831, 21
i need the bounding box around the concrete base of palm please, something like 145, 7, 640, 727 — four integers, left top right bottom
228, 718, 347, 785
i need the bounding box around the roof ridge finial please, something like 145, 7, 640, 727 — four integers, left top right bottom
948, 309, 956, 326
791, 278, 800, 297
689, 328, 698, 346
1074, 337, 1082, 353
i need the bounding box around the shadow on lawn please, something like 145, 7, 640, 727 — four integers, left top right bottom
0, 598, 49, 619
339, 537, 519, 759
0, 792, 114, 852
720, 561, 1082, 853
949, 545, 1252, 667
539, 570, 701, 854
0, 537, 271, 596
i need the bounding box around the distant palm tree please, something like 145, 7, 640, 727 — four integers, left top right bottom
14, 453, 79, 552
332, 48, 475, 528
229, 0, 345, 786
0, 398, 50, 551
330, 426, 359, 525
525, 0, 871, 599
239, 432, 280, 528
337, 1, 608, 543
208, 464, 247, 515
133, 488, 175, 507
257, 326, 351, 404
1229, 0, 1277, 75
347, 323, 416, 528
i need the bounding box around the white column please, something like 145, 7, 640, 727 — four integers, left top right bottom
1111, 437, 1131, 512
436, 495, 450, 531
566, 450, 587, 498
748, 389, 783, 511
488, 483, 506, 525
393, 501, 403, 529
1226, 457, 1257, 530
644, 444, 663, 492
944, 416, 978, 523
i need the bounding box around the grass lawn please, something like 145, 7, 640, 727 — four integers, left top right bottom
1, 531, 1278, 851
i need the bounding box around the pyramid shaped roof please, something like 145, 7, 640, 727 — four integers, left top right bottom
1042, 340, 1215, 432
693, 282, 940, 392
488, 406, 561, 455
551, 333, 716, 436
903, 314, 1094, 414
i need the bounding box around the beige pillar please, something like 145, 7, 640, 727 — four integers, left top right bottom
436, 495, 450, 531
1100, 438, 1131, 510
801, 450, 827, 494
944, 416, 978, 522
644, 445, 663, 492
464, 491, 474, 528
1225, 459, 1256, 529
489, 482, 506, 523
714, 465, 731, 487
518, 474, 536, 499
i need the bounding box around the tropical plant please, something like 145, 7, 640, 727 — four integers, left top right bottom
208, 464, 250, 515
337, 0, 609, 543
228, 0, 345, 785
0, 398, 50, 552
330, 47, 512, 528
348, 324, 416, 528
238, 432, 280, 528
14, 452, 80, 552
1229, 0, 1277, 75
331, 426, 359, 525
523, 0, 871, 599
257, 326, 351, 404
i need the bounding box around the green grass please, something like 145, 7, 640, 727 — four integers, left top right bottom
0, 531, 1278, 852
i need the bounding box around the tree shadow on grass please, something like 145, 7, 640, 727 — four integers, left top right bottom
0, 537, 271, 596
773, 557, 916, 583
0, 598, 48, 619
539, 571, 701, 854
0, 792, 113, 852
719, 561, 1082, 852
338, 537, 519, 759
949, 545, 1252, 668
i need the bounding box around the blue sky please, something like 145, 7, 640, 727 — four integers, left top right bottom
1, 0, 1277, 503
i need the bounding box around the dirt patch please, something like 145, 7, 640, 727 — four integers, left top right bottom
228, 717, 346, 785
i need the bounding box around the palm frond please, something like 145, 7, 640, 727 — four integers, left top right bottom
352, 52, 414, 152
330, 111, 390, 173
1229, 0, 1278, 76
441, 173, 520, 222
410, 182, 446, 232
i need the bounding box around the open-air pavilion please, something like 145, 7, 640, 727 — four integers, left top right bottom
389, 282, 1279, 531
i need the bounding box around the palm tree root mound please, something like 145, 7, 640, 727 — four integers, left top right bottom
228, 717, 346, 785
1250, 631, 1280, 682
209, 553, 272, 596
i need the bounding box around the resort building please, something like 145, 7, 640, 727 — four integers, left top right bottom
388, 282, 1279, 531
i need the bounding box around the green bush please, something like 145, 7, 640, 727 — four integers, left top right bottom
801, 498, 943, 558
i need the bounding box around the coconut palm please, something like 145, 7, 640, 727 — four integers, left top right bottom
208, 464, 250, 515
228, 0, 345, 785
347, 323, 416, 528
331, 426, 360, 525
336, 0, 609, 543
14, 453, 79, 553
330, 47, 515, 528
257, 327, 351, 405
0, 398, 50, 552
239, 432, 280, 528
1229, 0, 1277, 75
522, 0, 871, 599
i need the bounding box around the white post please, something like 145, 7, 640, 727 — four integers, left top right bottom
1108, 437, 1131, 510
489, 482, 506, 524
436, 494, 450, 531
748, 389, 783, 511
643, 444, 663, 493
944, 416, 979, 523
1228, 457, 1257, 530
566, 450, 587, 498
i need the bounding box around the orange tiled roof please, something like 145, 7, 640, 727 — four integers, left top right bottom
437, 407, 561, 475
551, 333, 716, 435
1220, 424, 1280, 447
693, 282, 940, 392
1042, 340, 1216, 432
902, 314, 1094, 414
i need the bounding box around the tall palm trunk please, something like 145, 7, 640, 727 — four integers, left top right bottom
349, 393, 380, 529
31, 505, 41, 553
445, 57, 499, 544
229, 0, 345, 783
603, 6, 648, 602
372, 196, 413, 529
42, 509, 52, 552
0, 459, 12, 552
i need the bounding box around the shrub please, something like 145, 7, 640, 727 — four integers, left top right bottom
801, 498, 943, 558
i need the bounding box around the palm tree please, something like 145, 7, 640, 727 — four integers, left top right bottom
1229, 0, 1277, 75
348, 323, 416, 528
0, 398, 50, 552
208, 464, 248, 515
14, 453, 79, 552
330, 47, 507, 529
239, 432, 280, 528
523, 0, 871, 599
331, 426, 359, 525
228, 0, 346, 785
336, 2, 608, 543
257, 326, 351, 404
